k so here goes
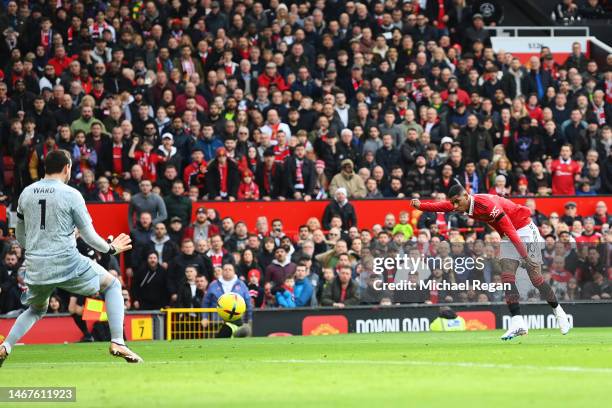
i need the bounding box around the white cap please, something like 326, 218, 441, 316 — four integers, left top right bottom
441, 136, 453, 145
162, 133, 173, 141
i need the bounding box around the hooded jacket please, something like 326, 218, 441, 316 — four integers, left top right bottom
264, 258, 297, 287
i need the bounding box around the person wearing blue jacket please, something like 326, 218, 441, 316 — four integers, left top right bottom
275, 275, 296, 308
202, 263, 253, 324
194, 124, 224, 162
294, 265, 314, 307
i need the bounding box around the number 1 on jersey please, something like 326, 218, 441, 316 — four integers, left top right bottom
38, 199, 46, 230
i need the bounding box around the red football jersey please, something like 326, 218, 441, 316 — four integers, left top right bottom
551, 159, 580, 195
418, 194, 532, 258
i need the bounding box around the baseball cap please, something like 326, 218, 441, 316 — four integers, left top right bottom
473, 13, 483, 20
196, 208, 206, 214
162, 133, 174, 141
170, 216, 182, 223
216, 147, 227, 157
441, 136, 454, 145
565, 202, 577, 208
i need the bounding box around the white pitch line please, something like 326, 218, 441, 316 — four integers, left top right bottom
262, 359, 612, 374
4, 359, 612, 375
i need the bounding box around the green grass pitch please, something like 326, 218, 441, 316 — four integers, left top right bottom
1, 328, 612, 407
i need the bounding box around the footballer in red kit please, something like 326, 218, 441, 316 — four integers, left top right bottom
411, 184, 571, 340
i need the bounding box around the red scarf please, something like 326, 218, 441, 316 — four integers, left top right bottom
263, 164, 276, 193
295, 159, 304, 185
593, 102, 606, 125
219, 163, 228, 194
41, 30, 51, 48
437, 0, 446, 28
99, 190, 115, 202
112, 144, 123, 174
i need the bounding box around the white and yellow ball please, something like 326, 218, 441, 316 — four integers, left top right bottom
216, 293, 246, 322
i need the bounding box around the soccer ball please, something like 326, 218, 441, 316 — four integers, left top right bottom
216, 293, 246, 322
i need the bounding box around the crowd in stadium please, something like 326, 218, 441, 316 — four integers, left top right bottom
0, 0, 611, 322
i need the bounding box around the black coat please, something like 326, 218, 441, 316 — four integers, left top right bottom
283, 156, 316, 197
322, 200, 357, 230
255, 162, 285, 198
405, 167, 438, 198
457, 126, 493, 163
167, 253, 213, 295
131, 264, 168, 310
375, 146, 401, 175
145, 239, 179, 268
205, 158, 241, 199
521, 69, 552, 100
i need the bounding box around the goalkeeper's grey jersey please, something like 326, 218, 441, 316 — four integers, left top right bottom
17, 179, 94, 285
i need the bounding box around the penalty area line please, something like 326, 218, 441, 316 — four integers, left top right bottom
262, 359, 612, 374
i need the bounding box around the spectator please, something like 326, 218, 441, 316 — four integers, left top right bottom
0, 251, 22, 314
323, 188, 358, 231
202, 263, 252, 324
551, 144, 581, 196
206, 147, 241, 201
167, 239, 213, 301
264, 246, 297, 287
294, 264, 314, 307
127, 212, 154, 276
128, 179, 168, 231
284, 143, 315, 200
164, 180, 192, 226
275, 275, 296, 308
329, 159, 366, 199
581, 273, 611, 300
131, 251, 167, 310
146, 222, 179, 271
321, 266, 360, 307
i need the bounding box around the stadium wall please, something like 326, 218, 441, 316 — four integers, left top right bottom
2, 302, 611, 344
83, 196, 612, 238
0, 313, 161, 344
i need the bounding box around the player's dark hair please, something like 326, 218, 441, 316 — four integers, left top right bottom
44, 149, 72, 175
448, 184, 466, 198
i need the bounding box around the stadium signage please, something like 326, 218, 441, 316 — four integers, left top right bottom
490, 37, 588, 64
502, 314, 575, 330
252, 302, 612, 337
355, 318, 430, 333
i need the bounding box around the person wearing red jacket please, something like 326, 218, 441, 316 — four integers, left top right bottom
550, 144, 581, 195
411, 184, 571, 340
257, 62, 288, 91
183, 149, 207, 187
237, 170, 260, 200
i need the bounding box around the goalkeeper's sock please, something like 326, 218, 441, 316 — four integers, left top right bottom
102, 277, 125, 346
3, 305, 47, 353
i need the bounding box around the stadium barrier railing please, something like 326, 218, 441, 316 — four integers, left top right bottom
161, 308, 223, 340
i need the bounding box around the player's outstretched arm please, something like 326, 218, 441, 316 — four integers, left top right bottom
72, 190, 132, 255
411, 198, 454, 212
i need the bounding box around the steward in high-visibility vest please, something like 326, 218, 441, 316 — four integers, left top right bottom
429, 306, 467, 331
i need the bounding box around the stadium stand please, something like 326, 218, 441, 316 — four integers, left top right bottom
0, 0, 611, 322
